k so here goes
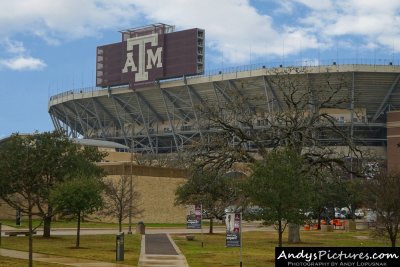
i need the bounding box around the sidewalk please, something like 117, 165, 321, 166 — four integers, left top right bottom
138, 234, 189, 267
0, 248, 134, 267
0, 235, 188, 267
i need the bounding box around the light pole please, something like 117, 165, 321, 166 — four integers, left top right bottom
128, 141, 133, 234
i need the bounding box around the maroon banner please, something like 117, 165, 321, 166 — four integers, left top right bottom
226, 212, 241, 247
187, 204, 202, 229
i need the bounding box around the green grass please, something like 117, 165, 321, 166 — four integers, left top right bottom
0, 256, 65, 267
2, 223, 394, 267
173, 230, 394, 267
1, 234, 141, 266
1, 219, 187, 229
1, 219, 113, 229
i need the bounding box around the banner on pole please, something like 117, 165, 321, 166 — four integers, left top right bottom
187, 204, 202, 229
226, 212, 241, 247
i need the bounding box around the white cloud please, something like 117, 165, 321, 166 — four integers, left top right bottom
0, 56, 46, 71
0, 0, 323, 64
295, 0, 400, 52
0, 38, 45, 71
127, 0, 321, 64
0, 0, 399, 65
0, 0, 139, 42
272, 0, 295, 14
2, 38, 26, 54
293, 0, 333, 10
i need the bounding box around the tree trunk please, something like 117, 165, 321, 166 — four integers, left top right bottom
317, 215, 322, 230
288, 223, 301, 243
389, 227, 397, 247
43, 213, 52, 238
278, 220, 282, 247
28, 206, 33, 267
119, 217, 122, 233
209, 218, 213, 234
76, 212, 81, 248
390, 236, 396, 247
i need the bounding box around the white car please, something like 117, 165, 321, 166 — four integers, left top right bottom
366, 210, 377, 222
354, 209, 364, 219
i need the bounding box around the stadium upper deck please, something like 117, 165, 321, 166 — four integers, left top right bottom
49, 63, 400, 153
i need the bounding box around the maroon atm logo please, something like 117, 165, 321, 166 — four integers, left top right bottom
96, 27, 203, 88
122, 33, 163, 82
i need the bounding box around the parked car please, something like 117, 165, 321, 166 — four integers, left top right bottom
335, 208, 348, 219
365, 210, 377, 222
354, 209, 365, 219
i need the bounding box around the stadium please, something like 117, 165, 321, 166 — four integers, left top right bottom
2, 24, 400, 223
48, 24, 400, 171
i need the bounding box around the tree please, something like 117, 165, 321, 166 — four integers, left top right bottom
366, 170, 400, 247
175, 167, 238, 234
102, 175, 143, 232
308, 171, 346, 229
188, 67, 362, 242
307, 161, 368, 228
0, 134, 42, 267
244, 148, 311, 247
50, 175, 104, 248
32, 131, 106, 237
0, 131, 106, 238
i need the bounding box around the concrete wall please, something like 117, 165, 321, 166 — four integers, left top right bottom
0, 199, 17, 219
99, 163, 188, 223
0, 163, 189, 223
100, 175, 187, 223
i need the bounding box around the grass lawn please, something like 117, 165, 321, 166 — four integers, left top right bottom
1, 234, 141, 266
0, 255, 65, 267
2, 224, 395, 267
1, 219, 186, 229
173, 230, 394, 267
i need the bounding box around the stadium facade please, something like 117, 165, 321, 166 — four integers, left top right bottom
48, 24, 400, 171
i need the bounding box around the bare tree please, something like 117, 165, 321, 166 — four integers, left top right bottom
366, 169, 400, 247
102, 175, 143, 232
187, 67, 364, 243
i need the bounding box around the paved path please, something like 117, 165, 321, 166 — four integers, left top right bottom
138, 234, 188, 267
145, 234, 178, 255
0, 248, 134, 267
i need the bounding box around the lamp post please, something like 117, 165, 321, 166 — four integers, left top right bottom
128, 141, 133, 234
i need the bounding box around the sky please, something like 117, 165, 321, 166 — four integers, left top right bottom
1, 0, 400, 138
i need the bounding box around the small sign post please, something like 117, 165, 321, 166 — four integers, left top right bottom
186, 204, 202, 229
186, 204, 203, 246
225, 212, 242, 266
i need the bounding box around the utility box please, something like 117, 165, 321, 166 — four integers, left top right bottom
116, 232, 124, 261
136, 221, 145, 235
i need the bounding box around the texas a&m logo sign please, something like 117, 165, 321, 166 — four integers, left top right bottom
122, 33, 163, 82
96, 24, 204, 88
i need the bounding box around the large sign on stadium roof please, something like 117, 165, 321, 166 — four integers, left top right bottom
96, 23, 204, 88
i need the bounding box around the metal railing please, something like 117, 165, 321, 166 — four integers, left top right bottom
49, 58, 400, 101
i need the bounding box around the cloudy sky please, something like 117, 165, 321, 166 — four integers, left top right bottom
1, 0, 400, 137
